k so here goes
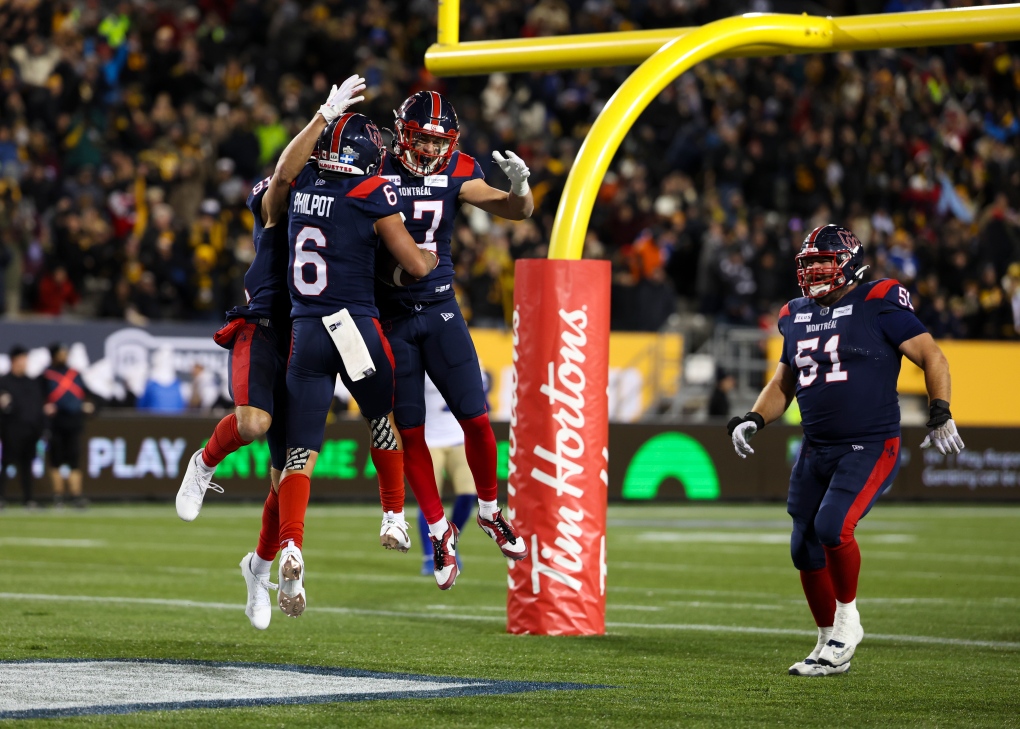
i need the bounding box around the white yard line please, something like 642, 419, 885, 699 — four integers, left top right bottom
2, 592, 1018, 650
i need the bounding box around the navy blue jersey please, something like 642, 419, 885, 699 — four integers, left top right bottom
778, 279, 927, 445
228, 176, 291, 323
288, 163, 402, 319
377, 150, 484, 312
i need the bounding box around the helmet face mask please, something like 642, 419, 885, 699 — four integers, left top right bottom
795, 225, 868, 299
393, 91, 460, 177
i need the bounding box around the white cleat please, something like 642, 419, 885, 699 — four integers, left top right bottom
240, 552, 277, 630
430, 524, 460, 590
789, 627, 851, 676
175, 450, 223, 521
278, 541, 306, 617
819, 608, 864, 667
380, 513, 411, 552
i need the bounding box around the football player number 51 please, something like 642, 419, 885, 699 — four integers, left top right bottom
795, 334, 848, 387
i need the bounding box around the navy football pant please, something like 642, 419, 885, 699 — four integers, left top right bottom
226, 320, 289, 471
383, 304, 487, 429
787, 437, 900, 572
286, 315, 396, 453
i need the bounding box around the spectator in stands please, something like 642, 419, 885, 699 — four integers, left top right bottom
35, 264, 79, 315
0, 345, 46, 509
0, 0, 1017, 340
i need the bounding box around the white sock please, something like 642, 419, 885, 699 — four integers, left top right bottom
428, 516, 451, 539
384, 509, 405, 522
478, 499, 498, 521
250, 553, 273, 575
198, 452, 216, 473
836, 598, 857, 613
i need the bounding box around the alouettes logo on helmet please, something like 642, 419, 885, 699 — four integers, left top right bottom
314, 113, 385, 178
796, 224, 870, 299
393, 91, 460, 177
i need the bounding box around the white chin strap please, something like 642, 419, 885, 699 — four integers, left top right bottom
808, 282, 832, 297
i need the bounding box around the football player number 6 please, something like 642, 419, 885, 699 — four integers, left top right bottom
795, 334, 848, 387
293, 226, 327, 296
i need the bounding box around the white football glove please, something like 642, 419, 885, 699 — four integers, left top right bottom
727, 412, 764, 459
921, 418, 965, 455
731, 421, 758, 459
318, 74, 367, 124
492, 150, 530, 196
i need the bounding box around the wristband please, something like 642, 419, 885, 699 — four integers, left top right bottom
927, 399, 952, 428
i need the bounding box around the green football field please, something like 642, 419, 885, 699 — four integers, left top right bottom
1, 502, 1018, 727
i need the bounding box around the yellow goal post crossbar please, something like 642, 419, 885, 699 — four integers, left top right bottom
426, 4, 1020, 259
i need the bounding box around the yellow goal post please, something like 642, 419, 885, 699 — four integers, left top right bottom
425, 3, 1020, 260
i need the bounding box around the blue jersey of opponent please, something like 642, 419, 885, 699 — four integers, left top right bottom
376, 150, 484, 313
778, 278, 927, 445
227, 176, 291, 322
287, 163, 402, 319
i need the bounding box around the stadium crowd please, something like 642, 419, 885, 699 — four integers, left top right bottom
1, 0, 1019, 338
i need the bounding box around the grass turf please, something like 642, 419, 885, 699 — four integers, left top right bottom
0, 503, 1018, 727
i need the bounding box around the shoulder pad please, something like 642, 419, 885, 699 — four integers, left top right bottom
864, 278, 901, 301
347, 175, 389, 199
451, 152, 477, 178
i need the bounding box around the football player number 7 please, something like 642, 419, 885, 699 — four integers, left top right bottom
795, 335, 848, 387
413, 201, 442, 252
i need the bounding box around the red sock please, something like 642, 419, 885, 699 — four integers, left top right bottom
459, 413, 498, 503
372, 447, 405, 513
256, 486, 280, 562
277, 472, 311, 549
202, 414, 251, 467
400, 425, 444, 524
823, 538, 862, 604
800, 567, 837, 627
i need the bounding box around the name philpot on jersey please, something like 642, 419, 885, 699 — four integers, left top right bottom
292, 192, 335, 217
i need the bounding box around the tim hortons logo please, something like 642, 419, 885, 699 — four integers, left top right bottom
525, 307, 591, 594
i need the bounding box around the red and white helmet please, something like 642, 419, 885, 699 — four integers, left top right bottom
393, 91, 460, 177
796, 224, 869, 299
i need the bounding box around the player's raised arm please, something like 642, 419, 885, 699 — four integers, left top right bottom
261, 75, 366, 227
375, 214, 439, 280
898, 333, 964, 454
458, 150, 534, 220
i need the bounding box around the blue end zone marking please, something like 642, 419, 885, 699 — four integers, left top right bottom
0, 659, 607, 721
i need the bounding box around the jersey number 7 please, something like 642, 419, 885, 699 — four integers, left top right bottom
794, 334, 848, 387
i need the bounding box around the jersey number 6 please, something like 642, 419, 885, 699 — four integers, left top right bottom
293, 226, 327, 296
794, 334, 848, 387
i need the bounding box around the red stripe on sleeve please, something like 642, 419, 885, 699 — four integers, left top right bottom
866, 279, 900, 301
347, 175, 389, 199
779, 302, 790, 319
451, 153, 476, 177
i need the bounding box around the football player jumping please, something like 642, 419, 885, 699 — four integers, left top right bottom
174, 76, 367, 629
377, 91, 533, 590
275, 112, 437, 618
727, 224, 964, 676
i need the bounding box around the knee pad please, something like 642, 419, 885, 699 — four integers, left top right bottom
369, 416, 398, 451
790, 523, 826, 572
814, 504, 846, 548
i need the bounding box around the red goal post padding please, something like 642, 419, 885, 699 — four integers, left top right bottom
506, 259, 610, 636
